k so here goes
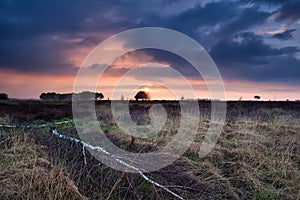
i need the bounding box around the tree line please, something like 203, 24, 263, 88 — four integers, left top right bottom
40, 91, 104, 100
0, 90, 149, 101
40, 90, 151, 101
0, 93, 8, 100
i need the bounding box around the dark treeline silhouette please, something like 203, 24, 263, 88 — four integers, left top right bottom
40, 92, 72, 100
74, 91, 104, 100
40, 91, 104, 101
0, 93, 8, 100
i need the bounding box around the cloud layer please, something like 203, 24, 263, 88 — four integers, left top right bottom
0, 0, 299, 86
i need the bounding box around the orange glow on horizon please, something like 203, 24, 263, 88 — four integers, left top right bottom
0, 70, 75, 99
1, 68, 300, 101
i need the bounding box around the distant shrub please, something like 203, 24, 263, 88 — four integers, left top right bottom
254, 95, 261, 100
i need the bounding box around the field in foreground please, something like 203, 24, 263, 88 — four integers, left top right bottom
0, 100, 300, 199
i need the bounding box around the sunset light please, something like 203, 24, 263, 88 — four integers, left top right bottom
0, 0, 299, 101
1, 1, 300, 199
143, 87, 151, 93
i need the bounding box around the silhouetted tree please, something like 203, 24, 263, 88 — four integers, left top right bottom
254, 95, 261, 100
95, 92, 104, 100
134, 91, 150, 101
0, 93, 8, 100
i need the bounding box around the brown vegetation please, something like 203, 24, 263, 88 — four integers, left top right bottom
0, 134, 87, 200
0, 100, 300, 199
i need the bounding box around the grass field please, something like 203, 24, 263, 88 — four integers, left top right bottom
0, 100, 299, 199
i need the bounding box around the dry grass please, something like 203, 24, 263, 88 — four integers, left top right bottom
0, 102, 300, 199
0, 134, 87, 200
91, 107, 300, 199
182, 117, 300, 199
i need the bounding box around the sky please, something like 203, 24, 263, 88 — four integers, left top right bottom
0, 0, 300, 100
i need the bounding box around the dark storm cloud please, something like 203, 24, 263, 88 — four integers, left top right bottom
243, 0, 289, 5
165, 1, 272, 38
0, 0, 299, 85
272, 29, 296, 40
210, 32, 299, 65
243, 0, 300, 22
220, 6, 270, 37
0, 0, 133, 74
0, 0, 131, 39
0, 35, 75, 74
0, 0, 275, 73
210, 32, 300, 83
169, 1, 238, 30
275, 0, 300, 21
225, 55, 300, 84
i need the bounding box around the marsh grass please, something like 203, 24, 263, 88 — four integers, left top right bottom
0, 103, 299, 199
0, 134, 87, 200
